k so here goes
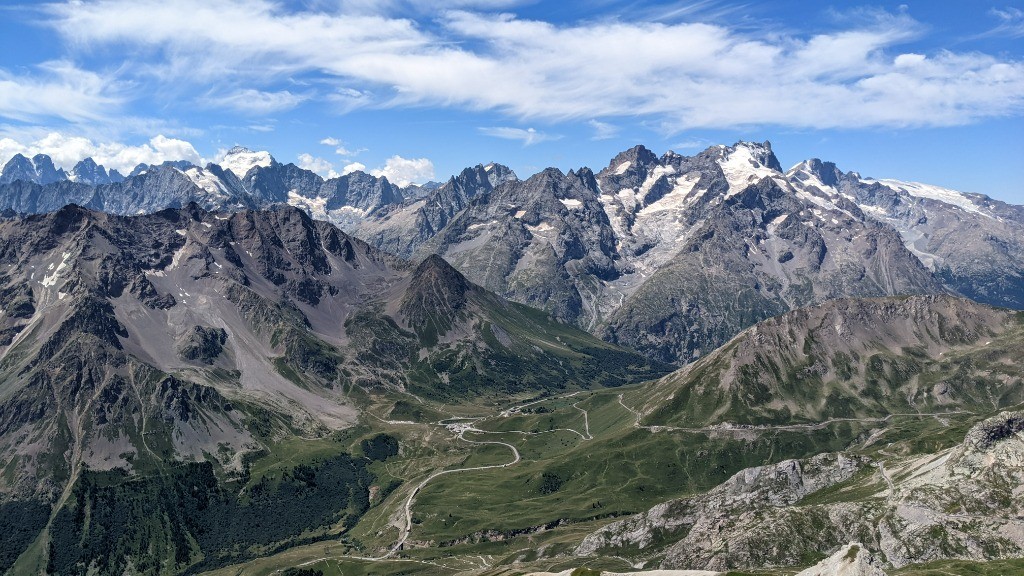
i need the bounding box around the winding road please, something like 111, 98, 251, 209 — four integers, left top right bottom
385, 423, 521, 558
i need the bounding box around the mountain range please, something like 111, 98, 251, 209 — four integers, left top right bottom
3, 142, 1022, 365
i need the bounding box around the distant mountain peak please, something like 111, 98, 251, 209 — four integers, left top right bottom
788, 158, 843, 189
0, 152, 68, 185
71, 157, 124, 185
725, 140, 783, 172
605, 144, 660, 176
218, 146, 275, 178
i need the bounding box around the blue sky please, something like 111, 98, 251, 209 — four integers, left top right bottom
0, 1, 1022, 198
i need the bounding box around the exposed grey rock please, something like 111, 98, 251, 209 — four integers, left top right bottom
71, 157, 124, 185
789, 159, 1024, 309
795, 544, 888, 576
177, 325, 228, 364
352, 163, 518, 258
0, 204, 660, 504
2, 143, 1022, 367
0, 153, 68, 185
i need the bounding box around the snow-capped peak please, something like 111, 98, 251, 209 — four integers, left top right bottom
216, 146, 275, 178
717, 141, 784, 196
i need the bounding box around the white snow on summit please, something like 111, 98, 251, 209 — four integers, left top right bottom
719, 144, 783, 197
217, 147, 274, 178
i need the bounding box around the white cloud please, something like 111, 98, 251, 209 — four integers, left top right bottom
587, 119, 618, 141
0, 61, 122, 123
670, 138, 710, 151
984, 7, 1024, 38
369, 156, 433, 186
202, 89, 308, 114
41, 2, 1024, 130
319, 137, 363, 157
341, 162, 366, 176
0, 133, 202, 175
0, 138, 25, 167
297, 153, 339, 178
479, 126, 559, 146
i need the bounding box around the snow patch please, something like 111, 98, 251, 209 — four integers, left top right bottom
638, 165, 676, 198
183, 167, 230, 197
559, 198, 583, 209
287, 190, 327, 218
467, 220, 499, 231
41, 252, 72, 287
866, 178, 989, 217
614, 161, 631, 175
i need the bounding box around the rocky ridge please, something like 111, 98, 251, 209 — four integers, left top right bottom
3, 142, 1023, 366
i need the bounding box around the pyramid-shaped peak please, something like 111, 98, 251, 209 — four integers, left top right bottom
605, 144, 660, 175
401, 254, 475, 345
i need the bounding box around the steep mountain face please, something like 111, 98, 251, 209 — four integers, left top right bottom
69, 158, 124, 185
0, 153, 68, 185
412, 167, 618, 324
3, 142, 1022, 367
788, 159, 1024, 309
0, 149, 413, 225
352, 162, 518, 258
0, 204, 658, 496
397, 142, 941, 363
597, 144, 942, 362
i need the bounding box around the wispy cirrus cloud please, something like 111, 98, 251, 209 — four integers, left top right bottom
0, 61, 123, 123
984, 7, 1024, 38
587, 119, 618, 140
479, 126, 560, 145
201, 89, 309, 114
36, 1, 1024, 132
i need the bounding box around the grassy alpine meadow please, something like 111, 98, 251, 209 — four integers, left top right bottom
195, 380, 976, 576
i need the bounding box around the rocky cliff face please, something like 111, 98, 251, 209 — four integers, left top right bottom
788, 159, 1024, 310
412, 167, 618, 325
352, 163, 518, 258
